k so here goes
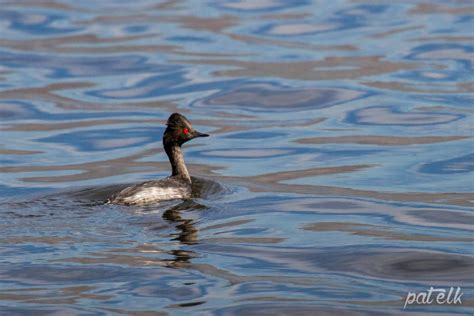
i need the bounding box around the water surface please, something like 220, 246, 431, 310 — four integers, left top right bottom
0, 0, 473, 315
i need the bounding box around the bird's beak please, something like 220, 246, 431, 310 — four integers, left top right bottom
193, 131, 209, 138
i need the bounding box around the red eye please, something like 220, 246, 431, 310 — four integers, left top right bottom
183, 128, 189, 135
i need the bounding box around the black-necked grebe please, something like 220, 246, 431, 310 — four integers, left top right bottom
107, 113, 209, 205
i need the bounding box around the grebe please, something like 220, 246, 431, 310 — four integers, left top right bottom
107, 113, 209, 205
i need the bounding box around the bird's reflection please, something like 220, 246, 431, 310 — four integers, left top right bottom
61, 180, 216, 268
161, 199, 207, 267
163, 200, 206, 244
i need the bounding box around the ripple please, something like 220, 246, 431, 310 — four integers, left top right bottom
31, 176, 227, 204
0, 264, 143, 285
199, 148, 293, 159
319, 249, 474, 283
0, 101, 36, 120
193, 82, 367, 112
257, 4, 389, 37
179, 56, 415, 81
414, 95, 474, 108
1, 1, 473, 315
38, 127, 163, 152
409, 3, 474, 16
216, 0, 309, 12
166, 35, 212, 43
194, 147, 378, 160
404, 209, 474, 231
0, 50, 177, 78
346, 106, 464, 126
89, 71, 246, 100
0, 10, 80, 35
215, 303, 387, 316
419, 153, 474, 174
408, 44, 473, 64
0, 148, 42, 155
224, 131, 286, 139
0, 306, 90, 316
303, 222, 472, 242
296, 135, 468, 146
0, 100, 150, 123
261, 22, 339, 36
134, 281, 206, 301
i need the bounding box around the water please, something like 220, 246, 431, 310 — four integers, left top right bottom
0, 0, 473, 315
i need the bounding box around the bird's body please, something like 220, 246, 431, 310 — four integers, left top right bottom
107, 113, 208, 206
108, 177, 192, 205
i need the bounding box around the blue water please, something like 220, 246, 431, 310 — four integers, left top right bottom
0, 1, 473, 315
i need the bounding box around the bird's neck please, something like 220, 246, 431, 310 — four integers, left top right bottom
165, 144, 191, 183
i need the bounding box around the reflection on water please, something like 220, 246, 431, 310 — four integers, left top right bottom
193, 82, 368, 112
1, 0, 473, 315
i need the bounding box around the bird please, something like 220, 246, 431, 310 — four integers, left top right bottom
107, 113, 209, 205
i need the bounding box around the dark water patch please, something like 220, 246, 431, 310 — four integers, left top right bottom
0, 185, 51, 198
318, 248, 474, 284
331, 4, 388, 29
0, 10, 80, 35
133, 280, 207, 301
200, 243, 474, 284
419, 153, 474, 174
167, 301, 206, 308
190, 177, 230, 199
166, 35, 212, 43
0, 101, 38, 120
124, 24, 149, 33
193, 82, 368, 112
346, 106, 464, 126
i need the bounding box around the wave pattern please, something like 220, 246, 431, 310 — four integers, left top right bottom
0, 0, 473, 315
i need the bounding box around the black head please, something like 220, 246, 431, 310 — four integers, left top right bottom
163, 113, 209, 147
